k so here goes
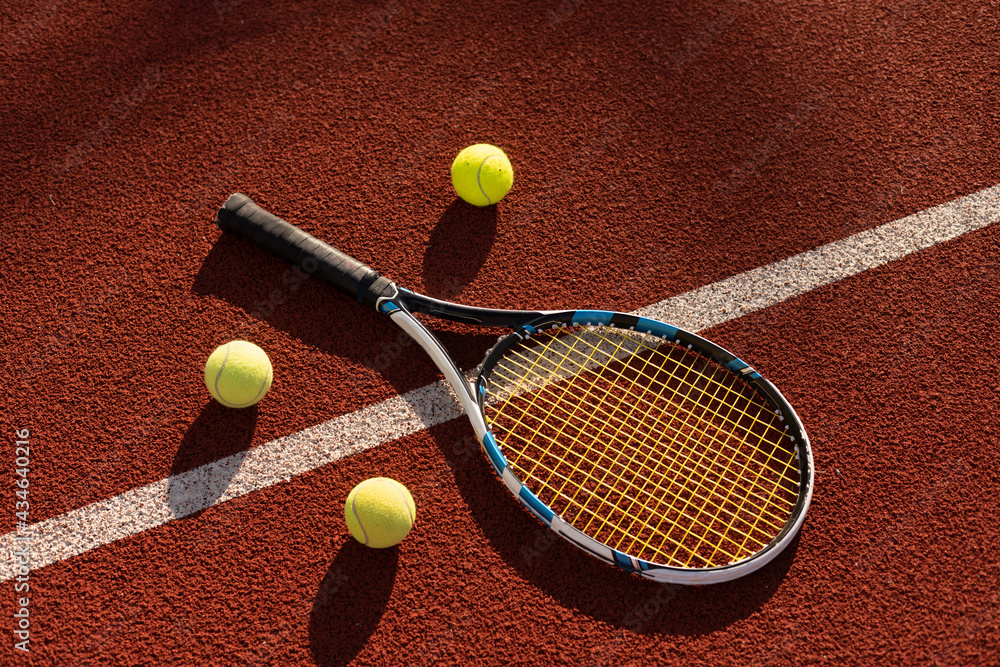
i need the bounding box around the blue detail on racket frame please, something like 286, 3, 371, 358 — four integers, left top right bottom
634, 316, 680, 340
518, 486, 555, 523
570, 311, 613, 326
480, 432, 508, 477
378, 301, 400, 315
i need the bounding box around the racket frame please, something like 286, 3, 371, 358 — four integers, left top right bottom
216, 193, 813, 585
472, 310, 813, 584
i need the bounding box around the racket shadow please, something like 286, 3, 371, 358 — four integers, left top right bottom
308, 539, 399, 666
194, 233, 393, 366
428, 417, 800, 635
196, 222, 502, 399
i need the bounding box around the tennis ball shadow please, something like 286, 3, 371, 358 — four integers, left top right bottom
421, 199, 498, 299
428, 419, 795, 635
308, 539, 399, 666
165, 402, 257, 519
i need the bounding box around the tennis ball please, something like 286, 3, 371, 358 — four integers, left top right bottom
451, 143, 514, 206
204, 340, 273, 408
344, 477, 416, 548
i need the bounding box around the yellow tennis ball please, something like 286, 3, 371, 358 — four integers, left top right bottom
203, 340, 273, 408
344, 477, 416, 548
450, 143, 514, 206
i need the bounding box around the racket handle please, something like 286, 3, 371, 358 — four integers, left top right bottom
216, 193, 395, 308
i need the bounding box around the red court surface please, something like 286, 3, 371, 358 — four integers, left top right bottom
3, 0, 999, 664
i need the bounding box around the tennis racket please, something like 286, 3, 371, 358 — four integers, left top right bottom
216, 193, 813, 585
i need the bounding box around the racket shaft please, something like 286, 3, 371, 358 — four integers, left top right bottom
215, 193, 394, 307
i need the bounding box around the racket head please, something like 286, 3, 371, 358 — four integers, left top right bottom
473, 310, 812, 584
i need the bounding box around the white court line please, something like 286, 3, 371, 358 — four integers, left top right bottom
4, 184, 998, 580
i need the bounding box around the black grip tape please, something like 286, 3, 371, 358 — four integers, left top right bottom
215, 193, 395, 309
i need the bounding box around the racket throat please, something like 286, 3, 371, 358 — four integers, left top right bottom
386, 310, 490, 440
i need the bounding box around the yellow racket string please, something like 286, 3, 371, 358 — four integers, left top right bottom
536, 334, 642, 514
645, 341, 799, 566
484, 325, 800, 568
490, 360, 790, 566
492, 342, 796, 516
496, 327, 608, 478
612, 343, 763, 565
499, 331, 672, 549
723, 435, 799, 563
494, 335, 795, 489
655, 364, 781, 566
491, 353, 793, 535
527, 330, 777, 564
492, 333, 753, 559
685, 360, 801, 566
490, 358, 794, 546
570, 333, 675, 535
489, 369, 765, 566
500, 350, 780, 568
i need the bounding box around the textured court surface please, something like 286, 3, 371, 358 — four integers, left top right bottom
3, 0, 999, 664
